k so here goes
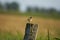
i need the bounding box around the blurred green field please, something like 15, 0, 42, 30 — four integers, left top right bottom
0, 11, 60, 19
0, 32, 23, 40
0, 12, 60, 40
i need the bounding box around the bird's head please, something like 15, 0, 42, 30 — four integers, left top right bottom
30, 16, 32, 19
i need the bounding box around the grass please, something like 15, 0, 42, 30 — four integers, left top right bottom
22, 13, 60, 20
0, 32, 23, 40
0, 32, 56, 40
0, 11, 60, 19
0, 12, 60, 40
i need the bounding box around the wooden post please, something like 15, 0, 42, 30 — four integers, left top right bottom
23, 23, 38, 40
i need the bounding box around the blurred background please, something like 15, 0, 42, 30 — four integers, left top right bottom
0, 0, 60, 18
0, 0, 60, 40
0, 0, 60, 13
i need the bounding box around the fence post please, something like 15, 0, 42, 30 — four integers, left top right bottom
23, 23, 38, 40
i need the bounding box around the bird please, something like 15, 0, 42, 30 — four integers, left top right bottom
27, 16, 32, 23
